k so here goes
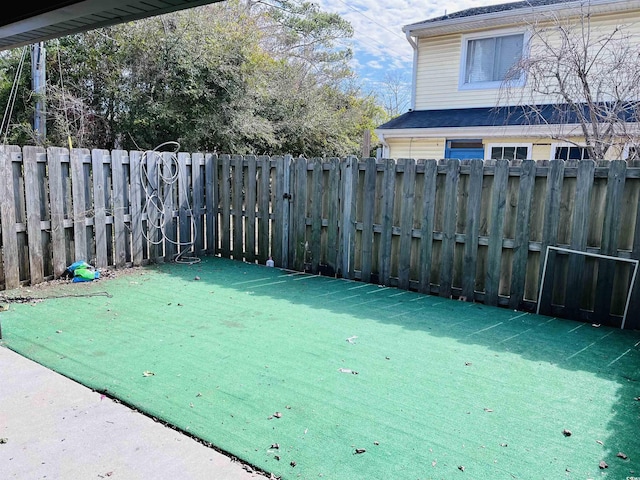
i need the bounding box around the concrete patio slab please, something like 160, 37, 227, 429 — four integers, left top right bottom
0, 345, 260, 480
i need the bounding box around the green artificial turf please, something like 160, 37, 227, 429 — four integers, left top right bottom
1, 256, 639, 479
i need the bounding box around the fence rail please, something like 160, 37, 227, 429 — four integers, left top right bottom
1, 146, 639, 329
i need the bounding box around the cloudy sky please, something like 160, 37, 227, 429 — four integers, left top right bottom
315, 0, 511, 95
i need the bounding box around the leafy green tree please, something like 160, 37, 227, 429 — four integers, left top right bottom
0, 0, 381, 157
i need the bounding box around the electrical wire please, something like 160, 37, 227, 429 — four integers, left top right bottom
139, 141, 201, 265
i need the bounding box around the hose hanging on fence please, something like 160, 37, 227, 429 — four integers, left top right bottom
139, 141, 201, 265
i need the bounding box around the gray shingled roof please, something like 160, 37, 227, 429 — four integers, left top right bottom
411, 0, 574, 26
377, 104, 638, 130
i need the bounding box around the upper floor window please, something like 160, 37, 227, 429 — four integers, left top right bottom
461, 32, 525, 89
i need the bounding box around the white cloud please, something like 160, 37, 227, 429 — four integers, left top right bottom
316, 0, 511, 91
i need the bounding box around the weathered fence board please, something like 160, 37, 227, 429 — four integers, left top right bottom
162, 152, 177, 262
538, 160, 565, 316
245, 156, 257, 264
485, 159, 509, 306
112, 150, 127, 268
48, 147, 67, 277
258, 155, 270, 264
1, 147, 639, 329
232, 154, 244, 261
325, 158, 340, 275
508, 159, 536, 310
92, 149, 108, 268
439, 159, 459, 298
129, 150, 144, 265
70, 149, 89, 263
594, 160, 627, 318
177, 152, 191, 260
191, 153, 204, 257
204, 153, 216, 256
360, 157, 377, 283
565, 160, 595, 318
340, 157, 357, 279
23, 147, 44, 285
145, 149, 161, 262
419, 159, 437, 294
379, 158, 396, 286
273, 156, 286, 268
292, 157, 307, 271
220, 154, 231, 258
310, 158, 322, 274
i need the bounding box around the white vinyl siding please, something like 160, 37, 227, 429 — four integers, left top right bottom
384, 136, 556, 161
413, 12, 640, 110
385, 138, 445, 159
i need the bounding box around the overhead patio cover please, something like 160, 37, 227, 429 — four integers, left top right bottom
0, 0, 224, 51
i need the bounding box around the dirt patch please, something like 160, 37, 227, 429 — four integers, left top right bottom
0, 266, 147, 303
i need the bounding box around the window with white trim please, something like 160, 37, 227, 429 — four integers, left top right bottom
624, 144, 640, 161
461, 32, 525, 89
552, 145, 591, 161
487, 144, 531, 160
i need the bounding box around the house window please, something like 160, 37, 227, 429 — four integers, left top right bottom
625, 145, 640, 161
462, 33, 524, 88
553, 146, 591, 161
487, 144, 530, 160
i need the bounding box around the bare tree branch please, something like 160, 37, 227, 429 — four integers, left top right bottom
498, 1, 640, 159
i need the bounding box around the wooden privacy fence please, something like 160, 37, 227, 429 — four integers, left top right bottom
0, 145, 639, 329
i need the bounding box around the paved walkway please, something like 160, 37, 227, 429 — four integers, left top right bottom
0, 345, 259, 480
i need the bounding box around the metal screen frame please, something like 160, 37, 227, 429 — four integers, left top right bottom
536, 246, 639, 329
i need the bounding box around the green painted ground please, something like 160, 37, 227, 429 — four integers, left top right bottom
1, 256, 639, 479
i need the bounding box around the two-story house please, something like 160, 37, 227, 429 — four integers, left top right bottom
375, 0, 640, 161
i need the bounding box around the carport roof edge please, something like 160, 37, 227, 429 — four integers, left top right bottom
0, 0, 224, 51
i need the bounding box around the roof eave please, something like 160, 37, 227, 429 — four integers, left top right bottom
375, 124, 585, 139
403, 0, 637, 38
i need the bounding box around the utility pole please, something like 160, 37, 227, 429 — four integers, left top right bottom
31, 42, 46, 143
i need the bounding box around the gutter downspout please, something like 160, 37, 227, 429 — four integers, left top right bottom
375, 129, 390, 158
405, 31, 418, 111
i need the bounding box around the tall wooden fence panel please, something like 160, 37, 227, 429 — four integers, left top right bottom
0, 146, 638, 329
